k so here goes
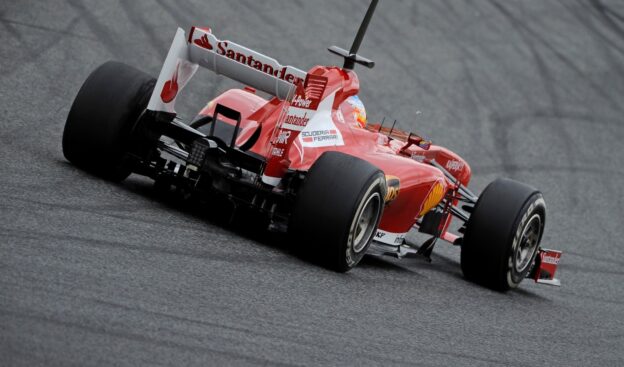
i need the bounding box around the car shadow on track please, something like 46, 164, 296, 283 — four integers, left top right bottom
84, 169, 386, 272
402, 238, 550, 298
120, 171, 425, 274
358, 255, 420, 273
58, 161, 550, 297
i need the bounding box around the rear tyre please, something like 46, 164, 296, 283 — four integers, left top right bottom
461, 178, 546, 291
290, 151, 386, 272
62, 61, 156, 181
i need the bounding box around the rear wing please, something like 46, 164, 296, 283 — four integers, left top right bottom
147, 27, 306, 113
148, 27, 330, 187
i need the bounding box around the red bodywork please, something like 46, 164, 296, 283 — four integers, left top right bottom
139, 23, 561, 286
195, 66, 472, 242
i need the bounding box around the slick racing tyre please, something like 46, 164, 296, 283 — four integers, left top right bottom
62, 61, 156, 181
461, 178, 546, 291
290, 151, 386, 272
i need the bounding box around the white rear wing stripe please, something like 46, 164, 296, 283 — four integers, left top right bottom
190, 49, 296, 100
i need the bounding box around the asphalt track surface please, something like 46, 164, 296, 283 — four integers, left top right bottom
2, 0, 624, 366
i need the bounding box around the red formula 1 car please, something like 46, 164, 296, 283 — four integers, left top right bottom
62, 0, 561, 291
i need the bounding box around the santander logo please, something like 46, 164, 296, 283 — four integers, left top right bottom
160, 63, 179, 103
194, 34, 213, 50
191, 29, 305, 85
283, 112, 310, 127
216, 41, 303, 84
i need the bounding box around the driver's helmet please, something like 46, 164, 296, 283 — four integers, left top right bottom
346, 95, 367, 128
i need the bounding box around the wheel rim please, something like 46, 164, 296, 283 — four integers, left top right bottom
513, 213, 542, 273
352, 192, 382, 254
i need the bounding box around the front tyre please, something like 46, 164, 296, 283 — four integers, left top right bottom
290, 151, 386, 272
461, 178, 546, 291
62, 61, 156, 181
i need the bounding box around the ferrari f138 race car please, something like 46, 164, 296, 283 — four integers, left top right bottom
62, 0, 561, 291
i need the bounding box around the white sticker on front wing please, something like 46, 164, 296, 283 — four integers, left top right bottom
374, 229, 407, 245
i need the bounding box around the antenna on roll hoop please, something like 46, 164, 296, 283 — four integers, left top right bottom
328, 0, 379, 70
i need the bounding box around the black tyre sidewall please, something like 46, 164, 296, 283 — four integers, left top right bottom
506, 194, 545, 287
343, 174, 385, 268
62, 61, 156, 180
290, 152, 386, 272
461, 178, 546, 291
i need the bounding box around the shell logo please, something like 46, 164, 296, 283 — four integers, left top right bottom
384, 175, 400, 203
419, 181, 445, 217
354, 107, 367, 128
